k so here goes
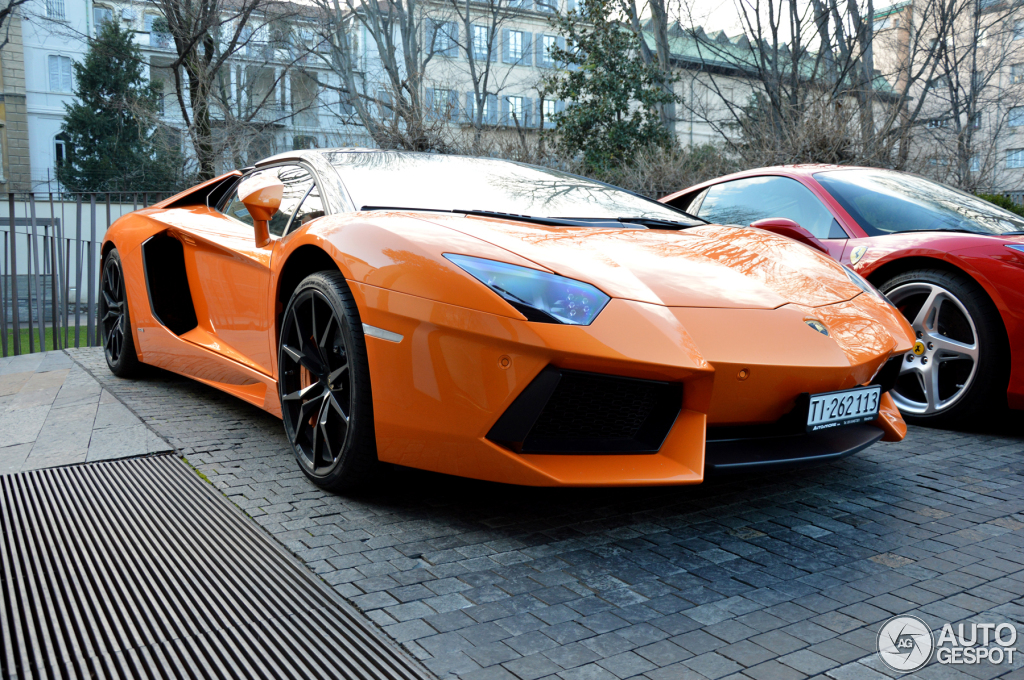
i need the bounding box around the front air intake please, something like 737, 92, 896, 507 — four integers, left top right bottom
487, 367, 682, 454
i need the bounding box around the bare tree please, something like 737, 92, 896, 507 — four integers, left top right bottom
153, 0, 307, 179
309, 0, 444, 150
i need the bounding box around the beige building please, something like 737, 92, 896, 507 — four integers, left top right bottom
0, 13, 31, 191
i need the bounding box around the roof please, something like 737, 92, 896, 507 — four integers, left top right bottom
643, 23, 896, 96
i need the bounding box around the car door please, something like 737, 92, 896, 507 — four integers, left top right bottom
176, 163, 318, 375
694, 176, 850, 259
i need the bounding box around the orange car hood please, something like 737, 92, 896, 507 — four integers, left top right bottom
430, 215, 863, 309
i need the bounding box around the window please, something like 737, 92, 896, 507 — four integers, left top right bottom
697, 176, 847, 239
220, 165, 319, 237
93, 6, 113, 28
289, 184, 325, 233
971, 156, 980, 172
541, 35, 557, 67
377, 89, 393, 117
435, 88, 454, 117
1008, 149, 1024, 168
1015, 20, 1024, 40
927, 119, 946, 128
1013, 64, 1024, 84
45, 0, 65, 21
535, 0, 557, 12
145, 14, 161, 32
873, 17, 891, 31
506, 95, 524, 124
47, 55, 73, 92
293, 135, 318, 150
971, 112, 982, 129
508, 30, 523, 60
543, 99, 556, 119
54, 133, 68, 168
927, 157, 949, 166
1012, 107, 1024, 127
472, 25, 490, 60
431, 20, 457, 57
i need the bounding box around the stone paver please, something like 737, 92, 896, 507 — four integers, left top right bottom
0, 351, 172, 472
67, 347, 1024, 679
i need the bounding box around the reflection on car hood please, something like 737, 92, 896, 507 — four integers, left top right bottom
433, 216, 864, 309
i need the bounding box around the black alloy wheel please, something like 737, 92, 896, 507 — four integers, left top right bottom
278, 272, 377, 490
99, 249, 140, 377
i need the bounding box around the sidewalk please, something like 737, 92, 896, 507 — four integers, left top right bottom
0, 350, 171, 473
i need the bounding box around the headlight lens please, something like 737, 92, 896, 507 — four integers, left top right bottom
843, 265, 895, 307
444, 254, 610, 325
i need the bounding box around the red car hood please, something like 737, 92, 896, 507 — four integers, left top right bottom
432, 215, 864, 309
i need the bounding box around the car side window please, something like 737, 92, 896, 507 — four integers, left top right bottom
697, 176, 847, 240
219, 164, 318, 237
286, 183, 325, 235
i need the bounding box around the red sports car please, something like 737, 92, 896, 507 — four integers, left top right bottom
663, 166, 1024, 425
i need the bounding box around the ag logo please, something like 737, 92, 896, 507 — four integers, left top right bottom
913, 341, 926, 356
878, 615, 933, 673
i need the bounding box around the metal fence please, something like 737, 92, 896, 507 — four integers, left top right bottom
0, 192, 175, 357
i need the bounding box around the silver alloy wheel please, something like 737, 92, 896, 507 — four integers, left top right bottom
888, 281, 979, 416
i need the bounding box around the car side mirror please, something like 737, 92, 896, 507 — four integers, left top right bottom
238, 174, 283, 248
748, 217, 830, 255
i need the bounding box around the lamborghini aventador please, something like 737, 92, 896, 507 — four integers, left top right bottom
99, 150, 915, 489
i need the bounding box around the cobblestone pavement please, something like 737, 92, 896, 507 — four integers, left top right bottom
68, 347, 1024, 680
0, 350, 170, 472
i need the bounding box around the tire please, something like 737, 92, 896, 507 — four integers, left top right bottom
99, 249, 141, 377
879, 268, 1008, 426
278, 272, 378, 491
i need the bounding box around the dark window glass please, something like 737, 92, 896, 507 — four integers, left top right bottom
697, 176, 845, 239
219, 164, 317, 237
324, 151, 698, 225
815, 168, 1024, 236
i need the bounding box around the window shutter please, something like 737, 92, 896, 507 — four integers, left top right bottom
557, 36, 566, 67
567, 0, 575, 10
487, 93, 498, 124
62, 57, 72, 92
448, 22, 459, 57
522, 33, 532, 65
490, 29, 497, 62
448, 90, 459, 118
501, 96, 510, 126
556, 100, 565, 113
536, 35, 545, 66
523, 97, 532, 127
465, 92, 474, 122
425, 87, 435, 119
502, 29, 510, 63
48, 55, 59, 91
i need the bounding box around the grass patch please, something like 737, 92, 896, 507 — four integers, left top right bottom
3, 326, 93, 355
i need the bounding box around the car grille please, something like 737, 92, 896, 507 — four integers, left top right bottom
487, 367, 682, 454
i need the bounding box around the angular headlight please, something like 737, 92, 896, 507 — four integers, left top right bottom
843, 265, 895, 307
444, 254, 610, 325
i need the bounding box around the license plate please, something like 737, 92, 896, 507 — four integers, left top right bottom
807, 386, 881, 432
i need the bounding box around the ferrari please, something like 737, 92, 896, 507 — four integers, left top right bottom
663, 166, 1023, 426
100, 150, 914, 490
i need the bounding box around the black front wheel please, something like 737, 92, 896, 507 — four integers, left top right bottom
99, 249, 140, 377
278, 272, 378, 491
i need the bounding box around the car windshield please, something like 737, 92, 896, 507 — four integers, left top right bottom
814, 168, 1024, 236
324, 151, 700, 227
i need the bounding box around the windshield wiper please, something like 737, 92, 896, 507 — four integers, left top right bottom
617, 217, 698, 230
453, 209, 594, 228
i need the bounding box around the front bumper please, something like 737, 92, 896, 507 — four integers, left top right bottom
351, 282, 911, 486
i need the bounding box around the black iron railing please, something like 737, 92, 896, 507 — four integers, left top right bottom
0, 192, 175, 356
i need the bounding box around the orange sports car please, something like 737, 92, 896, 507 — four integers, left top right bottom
100, 150, 914, 490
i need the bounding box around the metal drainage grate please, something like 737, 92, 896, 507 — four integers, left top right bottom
0, 455, 431, 680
